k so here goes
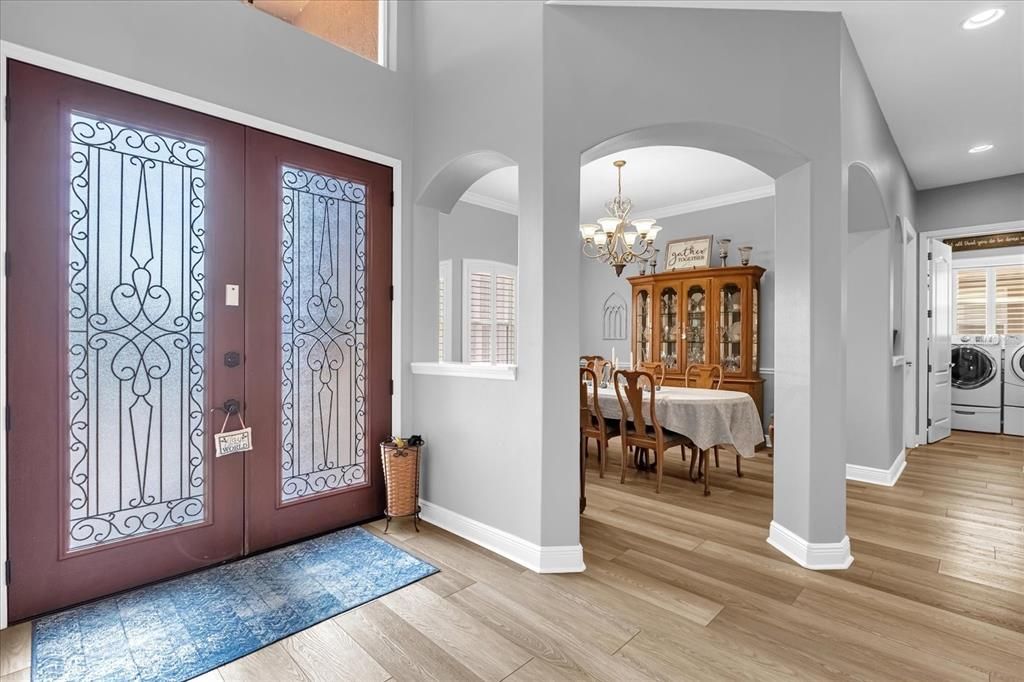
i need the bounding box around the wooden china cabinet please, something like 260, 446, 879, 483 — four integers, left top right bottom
629, 265, 766, 420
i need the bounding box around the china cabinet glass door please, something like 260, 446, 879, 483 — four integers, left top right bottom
682, 280, 709, 366
658, 286, 679, 371
719, 282, 744, 374
752, 285, 759, 372
635, 289, 652, 363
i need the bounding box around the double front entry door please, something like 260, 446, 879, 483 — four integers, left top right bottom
6, 62, 392, 621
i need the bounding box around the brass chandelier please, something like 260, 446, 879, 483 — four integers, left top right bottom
579, 160, 662, 276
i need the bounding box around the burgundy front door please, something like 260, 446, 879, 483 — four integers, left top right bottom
6, 62, 392, 621
6, 62, 247, 621
243, 129, 392, 553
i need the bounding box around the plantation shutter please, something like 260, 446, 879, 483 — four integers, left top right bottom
495, 274, 516, 364
438, 260, 452, 361
469, 271, 494, 363
996, 265, 1024, 335
463, 259, 517, 365
955, 269, 988, 335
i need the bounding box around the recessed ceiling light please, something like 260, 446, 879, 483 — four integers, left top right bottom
962, 8, 1005, 30
968, 143, 995, 153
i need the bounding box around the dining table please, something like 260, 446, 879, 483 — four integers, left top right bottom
593, 384, 764, 492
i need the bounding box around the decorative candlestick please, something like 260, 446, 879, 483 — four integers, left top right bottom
717, 239, 731, 267
739, 245, 753, 266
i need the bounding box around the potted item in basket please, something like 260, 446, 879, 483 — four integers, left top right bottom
380, 435, 424, 533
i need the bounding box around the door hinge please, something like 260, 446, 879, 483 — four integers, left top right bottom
389, 379, 394, 396
389, 285, 394, 302
5, 405, 10, 432
4, 95, 9, 123
927, 310, 933, 318
4, 559, 9, 586
927, 251, 933, 260
389, 190, 394, 207
928, 364, 932, 372
927, 418, 933, 427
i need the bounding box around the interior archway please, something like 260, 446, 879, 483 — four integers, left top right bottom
418, 150, 517, 214
570, 121, 851, 568
845, 161, 904, 481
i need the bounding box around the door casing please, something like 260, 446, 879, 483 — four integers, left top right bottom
0, 40, 405, 629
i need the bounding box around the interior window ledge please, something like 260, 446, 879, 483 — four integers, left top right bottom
410, 362, 517, 381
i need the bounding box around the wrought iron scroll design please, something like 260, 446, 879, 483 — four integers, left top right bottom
67, 112, 207, 550
280, 166, 367, 501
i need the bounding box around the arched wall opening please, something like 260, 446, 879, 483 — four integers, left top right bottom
577, 141, 776, 530
409, 150, 551, 560
845, 162, 905, 480
571, 122, 853, 569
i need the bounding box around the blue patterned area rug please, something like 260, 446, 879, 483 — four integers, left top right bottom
32, 527, 437, 681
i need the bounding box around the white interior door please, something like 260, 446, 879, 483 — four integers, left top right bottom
927, 239, 953, 442
902, 219, 918, 448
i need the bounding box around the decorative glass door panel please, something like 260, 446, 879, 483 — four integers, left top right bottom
280, 165, 368, 502
635, 289, 652, 363
720, 282, 744, 374
658, 287, 679, 370
683, 281, 708, 366
67, 113, 209, 550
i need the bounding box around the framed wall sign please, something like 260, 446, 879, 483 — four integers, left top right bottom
943, 231, 1024, 252
664, 235, 713, 271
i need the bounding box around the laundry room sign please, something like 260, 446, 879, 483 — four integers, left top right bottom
943, 231, 1024, 252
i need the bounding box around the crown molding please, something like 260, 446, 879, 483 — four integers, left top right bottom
633, 184, 775, 220
459, 192, 519, 216
461, 183, 775, 221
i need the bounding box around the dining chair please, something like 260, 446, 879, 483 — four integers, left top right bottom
580, 367, 620, 511
580, 355, 612, 385
684, 363, 742, 478
613, 369, 690, 494
635, 361, 666, 388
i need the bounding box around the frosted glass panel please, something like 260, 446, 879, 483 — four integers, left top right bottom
280, 165, 367, 501
67, 112, 207, 550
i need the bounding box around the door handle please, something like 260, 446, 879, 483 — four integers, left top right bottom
953, 410, 975, 415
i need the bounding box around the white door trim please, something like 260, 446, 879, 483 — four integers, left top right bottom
0, 40, 406, 629
915, 220, 1024, 444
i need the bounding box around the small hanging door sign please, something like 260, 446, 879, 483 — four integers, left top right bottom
215, 412, 253, 457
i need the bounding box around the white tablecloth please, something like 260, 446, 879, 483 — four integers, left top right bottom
595, 386, 764, 457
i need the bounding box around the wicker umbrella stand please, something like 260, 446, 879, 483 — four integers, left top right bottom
380, 442, 422, 533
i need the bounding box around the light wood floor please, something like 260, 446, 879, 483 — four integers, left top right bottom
2, 430, 1022, 681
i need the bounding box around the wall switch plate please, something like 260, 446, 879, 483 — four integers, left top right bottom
226, 284, 240, 307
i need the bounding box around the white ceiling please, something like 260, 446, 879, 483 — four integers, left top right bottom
463, 146, 773, 218
550, 0, 1024, 190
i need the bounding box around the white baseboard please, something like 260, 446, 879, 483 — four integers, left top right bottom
418, 500, 585, 574
846, 448, 906, 487
767, 521, 854, 570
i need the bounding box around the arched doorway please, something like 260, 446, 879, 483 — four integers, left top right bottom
571, 122, 852, 569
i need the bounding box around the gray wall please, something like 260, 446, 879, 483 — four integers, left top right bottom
579, 196, 775, 428
439, 201, 518, 362
410, 0, 547, 547
411, 1, 851, 549
840, 22, 918, 473
916, 174, 1024, 232
539, 4, 853, 548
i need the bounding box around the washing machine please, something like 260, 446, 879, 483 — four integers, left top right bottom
951, 334, 1003, 433
1003, 335, 1024, 437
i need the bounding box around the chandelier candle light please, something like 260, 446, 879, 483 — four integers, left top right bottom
580, 160, 662, 276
